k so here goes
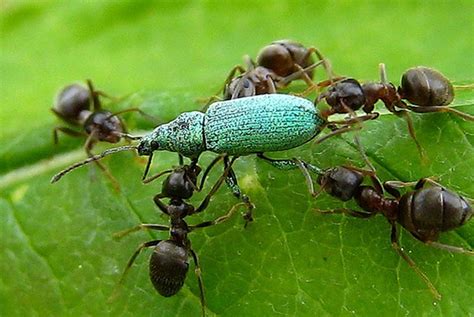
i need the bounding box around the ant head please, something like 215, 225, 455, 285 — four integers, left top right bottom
398, 66, 454, 107
149, 240, 188, 297
162, 165, 198, 200
53, 83, 91, 123
324, 79, 366, 113
84, 111, 124, 143
317, 167, 364, 201
224, 76, 257, 99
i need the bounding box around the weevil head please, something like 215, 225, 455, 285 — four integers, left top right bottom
137, 133, 162, 156
139, 112, 206, 158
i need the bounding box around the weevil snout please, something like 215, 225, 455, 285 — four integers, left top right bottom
137, 139, 159, 156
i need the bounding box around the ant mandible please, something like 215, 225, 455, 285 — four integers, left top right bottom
315, 165, 473, 299
51, 80, 147, 190
316, 64, 474, 158
112, 158, 245, 316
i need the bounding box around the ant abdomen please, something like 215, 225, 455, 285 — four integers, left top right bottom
398, 67, 454, 107
399, 187, 473, 241
257, 40, 315, 78
149, 240, 189, 297
53, 83, 91, 124
84, 111, 123, 143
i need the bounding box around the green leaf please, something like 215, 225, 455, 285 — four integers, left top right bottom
1, 1, 473, 316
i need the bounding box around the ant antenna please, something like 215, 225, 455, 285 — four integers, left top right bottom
51, 145, 138, 183
115, 132, 142, 141
379, 63, 388, 84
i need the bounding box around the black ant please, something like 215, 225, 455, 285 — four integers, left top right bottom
51, 80, 147, 190
111, 158, 245, 316
315, 165, 473, 299
207, 40, 334, 103
316, 64, 474, 158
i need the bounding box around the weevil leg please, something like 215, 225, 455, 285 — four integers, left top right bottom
109, 239, 162, 302
425, 241, 474, 255
198, 154, 226, 191
315, 208, 374, 218
190, 203, 246, 230
84, 130, 121, 192
193, 156, 238, 214
257, 153, 323, 197
113, 224, 169, 240
190, 249, 206, 317
389, 223, 442, 300
52, 126, 86, 144
223, 156, 255, 226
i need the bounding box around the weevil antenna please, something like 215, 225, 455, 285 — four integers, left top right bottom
51, 145, 137, 183
142, 153, 154, 180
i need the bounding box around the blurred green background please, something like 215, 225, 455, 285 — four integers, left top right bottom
1, 1, 473, 316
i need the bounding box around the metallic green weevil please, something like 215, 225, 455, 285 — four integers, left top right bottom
51, 94, 372, 218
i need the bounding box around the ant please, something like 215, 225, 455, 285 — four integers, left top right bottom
208, 40, 334, 103
143, 154, 255, 226
316, 64, 474, 158
111, 158, 245, 316
51, 80, 148, 190
315, 165, 473, 299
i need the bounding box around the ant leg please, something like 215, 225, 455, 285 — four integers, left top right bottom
406, 105, 474, 121
52, 126, 86, 144
190, 203, 246, 230
189, 249, 206, 317
153, 193, 170, 214
142, 169, 173, 184
306, 47, 335, 82
314, 125, 360, 144
107, 107, 159, 124
425, 241, 474, 255
413, 177, 443, 189
382, 181, 405, 199
113, 223, 169, 240
109, 239, 162, 301
393, 108, 426, 161
315, 208, 374, 218
314, 113, 379, 144
86, 80, 102, 111
84, 130, 121, 191
390, 223, 442, 300
265, 75, 277, 94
